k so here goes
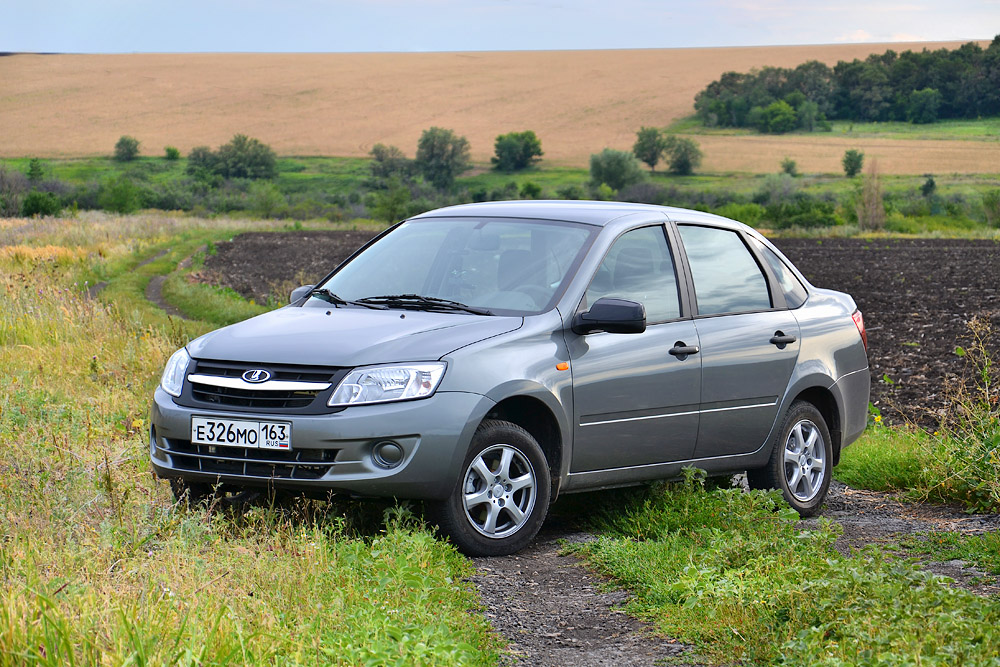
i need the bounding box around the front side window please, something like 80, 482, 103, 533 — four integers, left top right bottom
583, 225, 680, 322
316, 217, 596, 315
678, 225, 771, 316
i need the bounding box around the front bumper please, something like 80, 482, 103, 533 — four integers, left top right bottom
149, 386, 493, 500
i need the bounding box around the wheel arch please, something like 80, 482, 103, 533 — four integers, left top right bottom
484, 395, 564, 500
791, 386, 843, 465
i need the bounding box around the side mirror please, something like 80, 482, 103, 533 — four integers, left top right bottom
572, 297, 646, 335
290, 284, 315, 304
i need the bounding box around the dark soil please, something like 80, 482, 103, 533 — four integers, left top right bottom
772, 238, 1000, 426
197, 231, 1000, 663
199, 231, 379, 304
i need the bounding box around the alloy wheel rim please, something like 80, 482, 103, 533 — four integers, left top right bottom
462, 444, 536, 539
782, 419, 825, 502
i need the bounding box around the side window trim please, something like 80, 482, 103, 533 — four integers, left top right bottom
672, 222, 785, 317
576, 223, 691, 325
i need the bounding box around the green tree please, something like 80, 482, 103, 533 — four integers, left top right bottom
26, 158, 45, 183
367, 177, 412, 223
98, 174, 143, 213
632, 127, 667, 172
164, 146, 181, 160
114, 135, 140, 162
983, 189, 1000, 228
186, 146, 218, 176
492, 131, 543, 172
663, 136, 703, 175
907, 88, 943, 124
589, 148, 645, 191
248, 182, 287, 218
762, 100, 798, 133
920, 175, 936, 197
415, 127, 471, 189
215, 134, 278, 179
369, 144, 413, 180
842, 149, 864, 177
21, 190, 61, 217
781, 157, 798, 177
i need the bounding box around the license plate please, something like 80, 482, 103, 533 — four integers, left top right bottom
191, 417, 291, 449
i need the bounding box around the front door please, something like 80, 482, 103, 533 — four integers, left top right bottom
567, 225, 701, 472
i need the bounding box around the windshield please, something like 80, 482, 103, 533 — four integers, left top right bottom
314, 217, 596, 315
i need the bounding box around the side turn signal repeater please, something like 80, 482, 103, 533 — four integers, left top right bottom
556, 362, 569, 371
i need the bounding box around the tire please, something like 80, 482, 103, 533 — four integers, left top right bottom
430, 420, 551, 557
747, 401, 832, 517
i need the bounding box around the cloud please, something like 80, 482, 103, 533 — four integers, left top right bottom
836, 29, 874, 43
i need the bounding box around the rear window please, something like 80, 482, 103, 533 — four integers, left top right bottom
751, 238, 809, 309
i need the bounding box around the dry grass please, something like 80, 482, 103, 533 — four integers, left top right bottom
2, 41, 995, 173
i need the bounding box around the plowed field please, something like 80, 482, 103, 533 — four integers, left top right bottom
199, 231, 1000, 424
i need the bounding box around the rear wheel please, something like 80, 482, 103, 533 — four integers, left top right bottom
430, 420, 551, 556
747, 401, 832, 517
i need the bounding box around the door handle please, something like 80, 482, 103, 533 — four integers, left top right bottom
669, 342, 700, 358
769, 331, 797, 349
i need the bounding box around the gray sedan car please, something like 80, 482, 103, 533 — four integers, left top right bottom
150, 201, 869, 555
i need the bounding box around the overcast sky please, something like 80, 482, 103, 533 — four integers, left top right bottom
2, 0, 996, 53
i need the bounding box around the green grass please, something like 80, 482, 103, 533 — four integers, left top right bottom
570, 473, 1000, 665
900, 531, 1000, 576
0, 214, 501, 665
667, 115, 1000, 141
834, 425, 936, 494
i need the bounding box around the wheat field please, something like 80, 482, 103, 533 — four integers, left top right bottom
2, 41, 996, 173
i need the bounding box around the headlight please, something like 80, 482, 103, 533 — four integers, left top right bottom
328, 362, 446, 407
160, 347, 191, 397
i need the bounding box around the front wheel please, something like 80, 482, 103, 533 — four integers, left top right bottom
747, 401, 832, 517
430, 420, 551, 556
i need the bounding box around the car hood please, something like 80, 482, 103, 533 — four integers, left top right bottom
187, 305, 523, 367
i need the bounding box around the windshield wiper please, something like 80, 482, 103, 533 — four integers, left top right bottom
356, 294, 493, 316
309, 288, 388, 310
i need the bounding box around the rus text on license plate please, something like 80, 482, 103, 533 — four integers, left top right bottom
191, 417, 291, 449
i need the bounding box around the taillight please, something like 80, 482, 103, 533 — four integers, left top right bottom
852, 310, 868, 351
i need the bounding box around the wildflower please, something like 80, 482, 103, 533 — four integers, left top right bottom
873, 415, 882, 424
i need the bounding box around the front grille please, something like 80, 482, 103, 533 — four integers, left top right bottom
163, 438, 340, 480
176, 360, 347, 415
191, 384, 319, 409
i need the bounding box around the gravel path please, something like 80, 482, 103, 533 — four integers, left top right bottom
472, 482, 1000, 666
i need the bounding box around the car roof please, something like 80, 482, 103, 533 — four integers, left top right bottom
409, 200, 747, 230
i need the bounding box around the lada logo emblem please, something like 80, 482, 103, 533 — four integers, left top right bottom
242, 369, 271, 383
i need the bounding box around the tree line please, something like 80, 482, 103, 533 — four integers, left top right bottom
695, 35, 1000, 132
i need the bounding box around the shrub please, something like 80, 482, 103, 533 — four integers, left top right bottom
907, 87, 942, 124
714, 202, 766, 226
856, 159, 885, 230
780, 157, 798, 177
248, 182, 288, 218
556, 184, 585, 200
589, 148, 645, 191
663, 136, 703, 175
492, 131, 543, 172
618, 182, 671, 205
215, 134, 278, 180
26, 158, 45, 182
920, 175, 936, 197
114, 135, 140, 162
164, 146, 181, 160
0, 166, 28, 216
186, 146, 218, 176
367, 178, 413, 223
842, 149, 864, 177
760, 100, 797, 133
983, 189, 1000, 227
415, 127, 471, 190
632, 127, 667, 172
518, 181, 542, 199
98, 174, 143, 213
369, 144, 413, 181
21, 190, 61, 217
753, 173, 800, 207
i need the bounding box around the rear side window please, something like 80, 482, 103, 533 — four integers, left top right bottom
751, 238, 809, 308
678, 225, 771, 316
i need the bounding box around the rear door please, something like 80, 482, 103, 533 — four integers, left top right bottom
567, 225, 701, 472
675, 224, 800, 458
